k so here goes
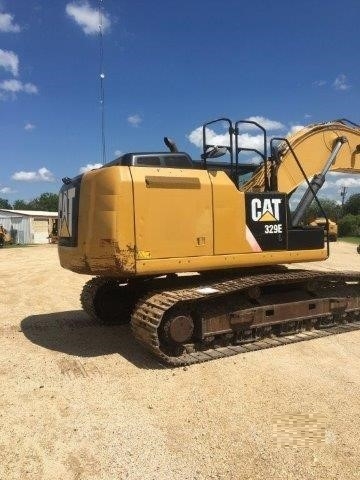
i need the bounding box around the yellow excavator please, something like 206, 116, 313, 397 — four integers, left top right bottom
58, 118, 360, 365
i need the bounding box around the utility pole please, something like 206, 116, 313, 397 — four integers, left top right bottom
340, 186, 348, 209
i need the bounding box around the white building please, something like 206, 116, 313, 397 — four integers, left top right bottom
0, 209, 58, 244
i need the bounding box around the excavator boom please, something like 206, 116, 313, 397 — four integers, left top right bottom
243, 120, 360, 194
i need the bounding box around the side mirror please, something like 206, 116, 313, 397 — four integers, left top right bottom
201, 146, 227, 160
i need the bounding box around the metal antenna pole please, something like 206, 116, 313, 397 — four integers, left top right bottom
99, 0, 106, 164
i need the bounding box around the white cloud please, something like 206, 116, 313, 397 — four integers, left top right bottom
188, 126, 224, 148
127, 114, 142, 127
244, 116, 284, 131
322, 181, 330, 189
24, 123, 36, 131
0, 12, 21, 32
313, 80, 327, 87
66, 1, 111, 35
291, 173, 360, 204
287, 125, 305, 136
188, 117, 286, 151
79, 163, 102, 173
12, 167, 55, 182
335, 177, 360, 188
114, 150, 122, 156
0, 186, 15, 194
236, 133, 265, 151
0, 79, 38, 98
333, 74, 350, 91
0, 49, 19, 76
187, 126, 264, 151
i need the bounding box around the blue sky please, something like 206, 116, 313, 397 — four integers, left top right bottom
0, 0, 359, 203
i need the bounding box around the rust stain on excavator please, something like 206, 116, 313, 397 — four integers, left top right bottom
80, 242, 136, 275
114, 244, 136, 273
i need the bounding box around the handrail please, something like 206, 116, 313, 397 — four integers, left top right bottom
202, 118, 233, 169
234, 120, 268, 190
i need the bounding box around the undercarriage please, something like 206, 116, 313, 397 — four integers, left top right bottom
81, 269, 360, 366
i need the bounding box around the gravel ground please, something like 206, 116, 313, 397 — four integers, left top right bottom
1, 242, 360, 480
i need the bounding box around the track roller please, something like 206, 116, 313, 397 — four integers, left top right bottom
159, 307, 195, 356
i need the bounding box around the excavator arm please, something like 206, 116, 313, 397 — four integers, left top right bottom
243, 120, 360, 194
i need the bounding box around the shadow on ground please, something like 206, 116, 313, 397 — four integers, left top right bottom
21, 310, 165, 370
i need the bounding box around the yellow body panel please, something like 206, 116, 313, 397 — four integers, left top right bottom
59, 164, 328, 277
59, 166, 136, 275
130, 167, 213, 259
210, 171, 252, 255
135, 248, 327, 276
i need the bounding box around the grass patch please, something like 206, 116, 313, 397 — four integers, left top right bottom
339, 236, 360, 244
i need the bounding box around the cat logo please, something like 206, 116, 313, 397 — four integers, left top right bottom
251, 197, 282, 222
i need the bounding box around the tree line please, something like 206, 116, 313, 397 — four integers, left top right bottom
0, 193, 58, 212
304, 193, 360, 236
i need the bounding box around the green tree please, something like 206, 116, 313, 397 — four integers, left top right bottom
338, 214, 360, 236
0, 198, 12, 209
13, 193, 59, 212
13, 199, 30, 210
304, 198, 342, 224
30, 193, 58, 211
36, 193, 59, 212
343, 193, 360, 216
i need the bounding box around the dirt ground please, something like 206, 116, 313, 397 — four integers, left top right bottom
1, 242, 360, 480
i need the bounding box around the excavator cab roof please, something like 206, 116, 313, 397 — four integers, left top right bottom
102, 151, 259, 176
104, 152, 195, 169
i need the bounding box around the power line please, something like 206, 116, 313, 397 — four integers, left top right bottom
99, 0, 106, 164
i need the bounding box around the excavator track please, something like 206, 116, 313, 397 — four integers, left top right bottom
81, 276, 136, 324
131, 270, 360, 366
